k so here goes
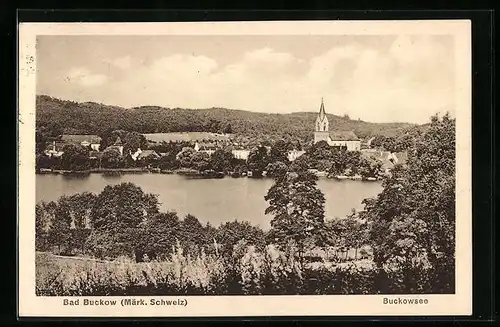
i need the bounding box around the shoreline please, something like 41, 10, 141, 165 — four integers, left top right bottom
36, 168, 383, 181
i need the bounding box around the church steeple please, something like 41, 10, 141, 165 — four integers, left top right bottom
315, 97, 329, 132
319, 97, 326, 120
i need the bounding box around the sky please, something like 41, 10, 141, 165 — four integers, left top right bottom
36, 35, 455, 124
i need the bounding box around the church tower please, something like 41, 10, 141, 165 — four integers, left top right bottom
314, 98, 330, 144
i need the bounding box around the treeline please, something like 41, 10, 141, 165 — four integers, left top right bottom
35, 182, 367, 263
36, 95, 416, 144
35, 184, 265, 261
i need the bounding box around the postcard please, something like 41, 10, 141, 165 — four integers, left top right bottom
18, 20, 471, 317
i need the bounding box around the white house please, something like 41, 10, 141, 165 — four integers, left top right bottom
232, 149, 250, 160
287, 150, 306, 161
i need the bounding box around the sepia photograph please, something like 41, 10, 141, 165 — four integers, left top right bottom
18, 20, 472, 317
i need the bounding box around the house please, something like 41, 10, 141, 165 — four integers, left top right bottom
194, 142, 218, 156
129, 148, 142, 161
142, 132, 231, 145
137, 150, 160, 162
105, 136, 124, 156
44, 141, 64, 158
366, 136, 376, 148
232, 149, 250, 161
361, 149, 408, 174
287, 150, 306, 161
60, 134, 101, 151
313, 98, 362, 151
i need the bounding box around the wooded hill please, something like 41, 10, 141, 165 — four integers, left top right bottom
36, 95, 417, 142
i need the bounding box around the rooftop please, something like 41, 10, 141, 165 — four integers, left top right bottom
137, 150, 160, 160
61, 134, 101, 144
329, 131, 360, 141
143, 132, 231, 143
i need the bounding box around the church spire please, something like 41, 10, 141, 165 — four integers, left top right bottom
319, 97, 326, 120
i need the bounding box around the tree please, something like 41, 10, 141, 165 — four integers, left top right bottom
98, 128, 114, 151
370, 135, 386, 148
60, 144, 90, 171
35, 127, 50, 154
247, 146, 269, 177
358, 156, 383, 179
179, 214, 207, 254
223, 123, 233, 134
264, 171, 326, 265
137, 211, 182, 260
329, 148, 350, 175
382, 136, 398, 153
290, 154, 312, 172
35, 201, 57, 251
210, 148, 234, 173
158, 152, 179, 170
268, 139, 291, 164
88, 183, 160, 260
123, 131, 148, 155
100, 147, 124, 168
190, 152, 211, 171
265, 161, 288, 178
47, 196, 74, 254
394, 133, 414, 152
176, 147, 197, 168
308, 140, 333, 162
214, 220, 266, 256
365, 114, 456, 293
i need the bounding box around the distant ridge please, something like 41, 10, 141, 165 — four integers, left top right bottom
36, 95, 417, 141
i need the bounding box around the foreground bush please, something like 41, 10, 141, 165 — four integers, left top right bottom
36, 243, 449, 296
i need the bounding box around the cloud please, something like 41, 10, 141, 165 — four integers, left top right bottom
302, 36, 454, 123
65, 67, 108, 87
49, 38, 454, 124
106, 56, 132, 70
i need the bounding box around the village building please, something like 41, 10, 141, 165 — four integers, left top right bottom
287, 149, 306, 161
44, 141, 65, 158
360, 149, 408, 174
106, 136, 124, 156
142, 132, 231, 145
136, 149, 161, 162
60, 134, 102, 151
313, 98, 361, 151
193, 141, 219, 156
232, 149, 251, 161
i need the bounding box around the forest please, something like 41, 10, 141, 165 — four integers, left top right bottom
36, 95, 419, 143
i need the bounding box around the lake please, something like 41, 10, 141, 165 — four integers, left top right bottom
36, 173, 383, 229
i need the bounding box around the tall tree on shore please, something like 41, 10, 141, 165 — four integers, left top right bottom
60, 144, 90, 171
365, 113, 456, 293
264, 171, 325, 265
87, 183, 160, 260
247, 146, 269, 177
210, 148, 235, 173
100, 146, 124, 168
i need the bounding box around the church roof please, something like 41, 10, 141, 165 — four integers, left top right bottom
329, 131, 360, 141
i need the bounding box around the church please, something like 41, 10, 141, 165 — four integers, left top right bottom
313, 98, 361, 151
